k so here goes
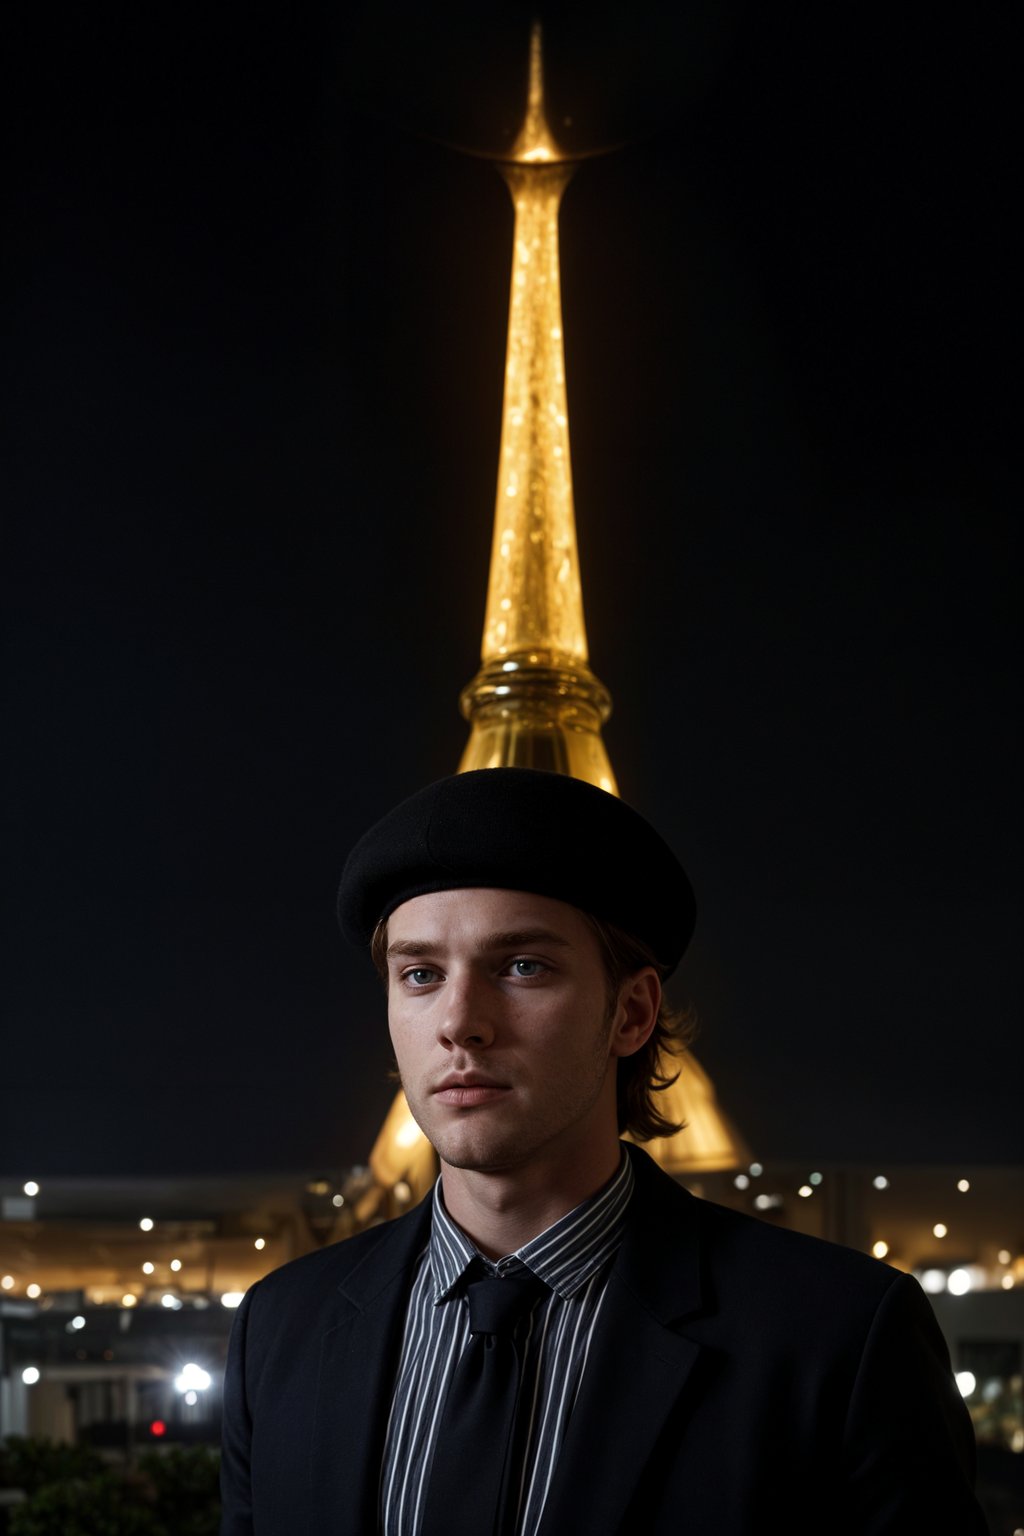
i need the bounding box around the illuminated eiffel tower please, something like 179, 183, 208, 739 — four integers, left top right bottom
367, 27, 748, 1214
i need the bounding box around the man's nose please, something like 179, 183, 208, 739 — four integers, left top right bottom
438, 971, 495, 1050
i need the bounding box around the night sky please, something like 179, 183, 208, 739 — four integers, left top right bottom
3, 2, 1020, 1177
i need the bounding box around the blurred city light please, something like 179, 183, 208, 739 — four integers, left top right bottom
175, 1363, 211, 1393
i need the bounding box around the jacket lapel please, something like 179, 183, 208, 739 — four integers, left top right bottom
310, 1197, 433, 1536
536, 1148, 705, 1536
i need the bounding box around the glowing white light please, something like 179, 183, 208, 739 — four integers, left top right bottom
920, 1269, 947, 1294
254, 1238, 266, 1251
933, 1223, 948, 1239
23, 1181, 39, 1198
872, 1175, 890, 1190
998, 1249, 1012, 1265
71, 1315, 86, 1330
955, 1371, 976, 1397
395, 1120, 421, 1149
733, 1174, 750, 1190
947, 1268, 973, 1296
332, 1195, 345, 1208
1, 1275, 14, 1290
139, 1217, 154, 1232
221, 1292, 244, 1309
809, 1172, 823, 1186
957, 1179, 970, 1193
394, 1182, 411, 1203
748, 1163, 763, 1178
798, 1185, 813, 1198
26, 1283, 41, 1299
121, 1293, 137, 1308
872, 1241, 889, 1259
1012, 1430, 1024, 1454
21, 1367, 40, 1385
142, 1262, 155, 1275
185, 1389, 198, 1406
161, 1294, 182, 1310
175, 1363, 211, 1393
753, 1193, 782, 1211
1001, 1274, 1015, 1289
170, 1259, 182, 1272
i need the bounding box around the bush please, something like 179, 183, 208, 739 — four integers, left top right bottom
0, 1438, 104, 1495
137, 1447, 220, 1536
7, 1475, 159, 1536
1, 1442, 220, 1536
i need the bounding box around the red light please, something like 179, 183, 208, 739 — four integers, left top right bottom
149, 1420, 166, 1437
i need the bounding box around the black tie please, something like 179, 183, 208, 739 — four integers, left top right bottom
419, 1263, 547, 1536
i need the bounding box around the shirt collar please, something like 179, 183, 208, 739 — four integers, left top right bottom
428, 1148, 634, 1304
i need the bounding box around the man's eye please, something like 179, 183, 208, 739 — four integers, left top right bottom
404, 967, 440, 987
508, 959, 545, 979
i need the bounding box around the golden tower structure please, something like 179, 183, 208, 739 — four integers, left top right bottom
457, 27, 616, 790
365, 28, 748, 1217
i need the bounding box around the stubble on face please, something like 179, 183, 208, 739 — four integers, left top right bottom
397, 1008, 615, 1177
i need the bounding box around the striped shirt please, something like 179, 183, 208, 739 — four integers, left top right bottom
379, 1152, 634, 1536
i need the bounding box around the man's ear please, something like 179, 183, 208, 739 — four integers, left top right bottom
609, 968, 661, 1059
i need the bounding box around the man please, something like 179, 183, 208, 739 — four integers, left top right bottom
220, 768, 985, 1535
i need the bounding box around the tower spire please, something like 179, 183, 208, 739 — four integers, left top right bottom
510, 20, 560, 163
458, 23, 617, 792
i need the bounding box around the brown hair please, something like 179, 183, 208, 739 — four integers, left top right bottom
370, 907, 695, 1144
579, 914, 697, 1142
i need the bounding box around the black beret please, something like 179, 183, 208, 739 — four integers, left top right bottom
336, 768, 696, 976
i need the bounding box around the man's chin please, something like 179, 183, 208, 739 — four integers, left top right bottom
432, 1132, 528, 1176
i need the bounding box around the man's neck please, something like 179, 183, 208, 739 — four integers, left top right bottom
438, 1141, 624, 1260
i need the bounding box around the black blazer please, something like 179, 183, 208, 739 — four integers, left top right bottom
220, 1146, 985, 1535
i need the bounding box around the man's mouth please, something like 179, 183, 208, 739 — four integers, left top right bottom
432, 1074, 511, 1108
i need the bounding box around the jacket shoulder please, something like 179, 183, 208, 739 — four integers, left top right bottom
628, 1144, 900, 1317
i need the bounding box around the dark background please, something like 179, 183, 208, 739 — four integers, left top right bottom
2, 1, 1020, 1176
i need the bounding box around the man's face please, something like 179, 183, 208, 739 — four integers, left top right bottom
385, 887, 621, 1180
